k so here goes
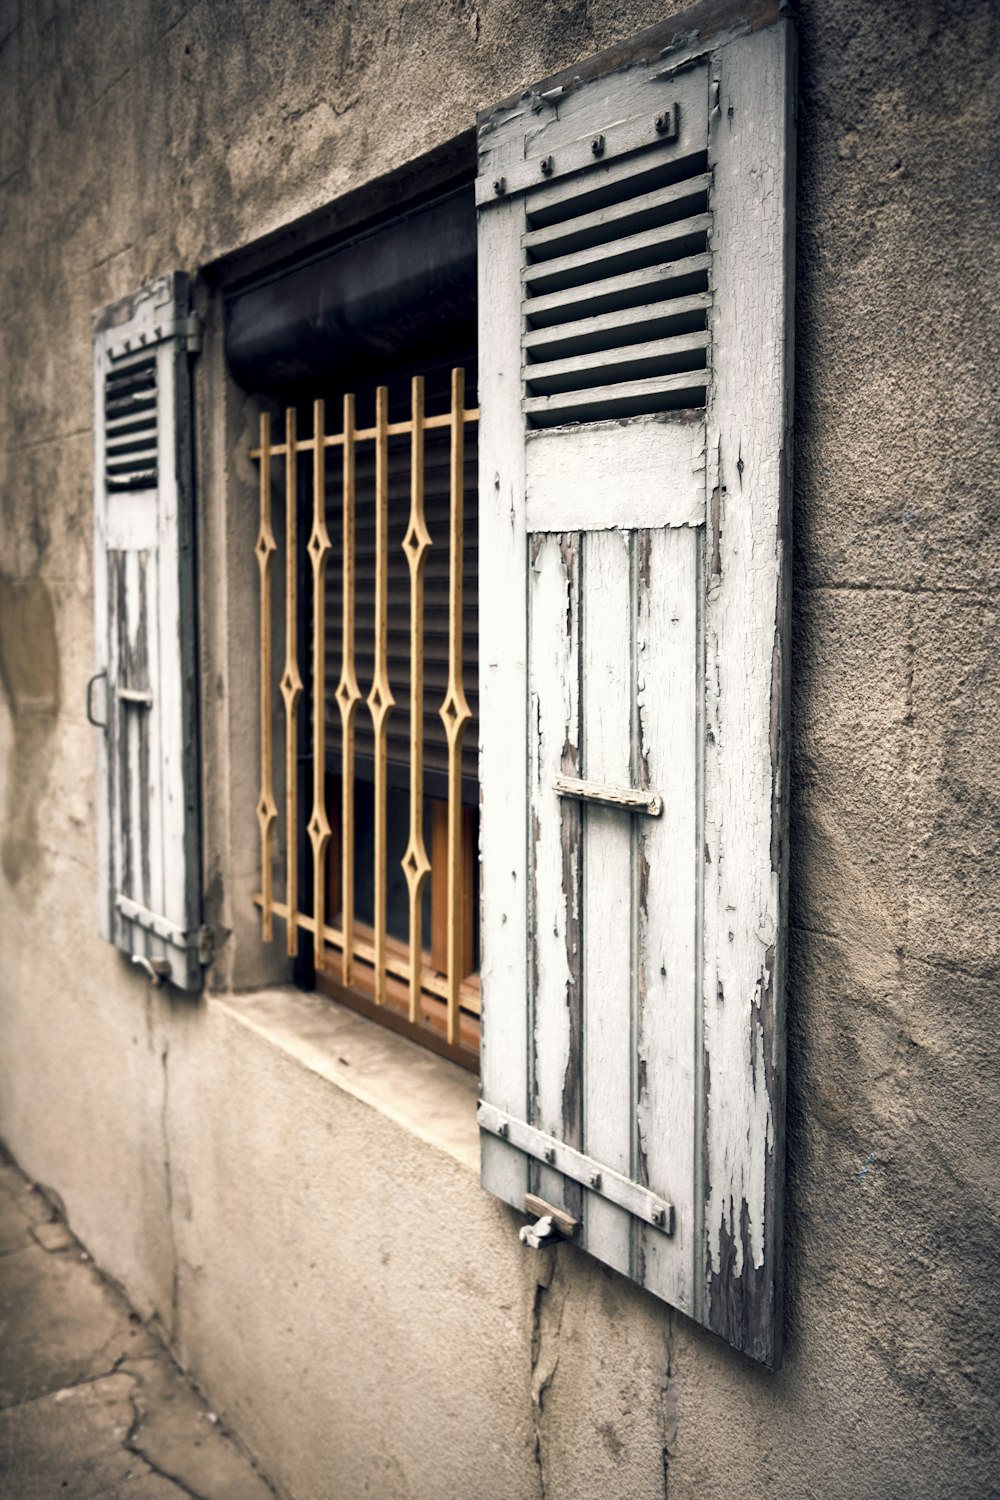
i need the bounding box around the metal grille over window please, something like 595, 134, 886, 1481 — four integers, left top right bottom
251, 369, 480, 1064
522, 148, 711, 427
104, 355, 159, 490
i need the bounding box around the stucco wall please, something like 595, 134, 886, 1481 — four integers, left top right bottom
1, 1, 998, 1497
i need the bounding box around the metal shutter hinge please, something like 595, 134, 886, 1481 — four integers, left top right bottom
169, 312, 202, 355
118, 313, 202, 357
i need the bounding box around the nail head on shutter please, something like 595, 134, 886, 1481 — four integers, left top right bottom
654, 105, 679, 138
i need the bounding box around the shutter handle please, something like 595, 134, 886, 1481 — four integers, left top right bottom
519, 1193, 580, 1249
553, 775, 662, 817
86, 670, 107, 729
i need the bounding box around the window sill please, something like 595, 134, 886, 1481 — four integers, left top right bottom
214, 987, 481, 1172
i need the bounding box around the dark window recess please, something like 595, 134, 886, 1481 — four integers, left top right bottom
225, 186, 476, 396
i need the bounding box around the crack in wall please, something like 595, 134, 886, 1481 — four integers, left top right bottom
658, 1310, 677, 1499
529, 1248, 563, 1500
160, 1043, 180, 1345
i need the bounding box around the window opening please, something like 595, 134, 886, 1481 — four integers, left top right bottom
252, 358, 481, 1069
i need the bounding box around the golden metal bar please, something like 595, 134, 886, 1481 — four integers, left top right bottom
401, 376, 432, 1023
279, 407, 304, 956
367, 386, 395, 1006
255, 412, 278, 942
252, 894, 482, 1016
303, 407, 479, 453
335, 394, 362, 986
439, 368, 473, 1045
307, 399, 332, 952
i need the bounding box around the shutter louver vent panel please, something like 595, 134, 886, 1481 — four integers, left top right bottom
104, 355, 159, 491
522, 151, 711, 427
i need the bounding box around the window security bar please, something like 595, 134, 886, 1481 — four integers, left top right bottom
250, 372, 480, 1051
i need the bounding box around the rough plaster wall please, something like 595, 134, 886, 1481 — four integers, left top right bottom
0, 0, 998, 1497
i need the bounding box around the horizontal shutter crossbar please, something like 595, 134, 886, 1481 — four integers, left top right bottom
477, 114, 694, 208
116, 894, 203, 953
478, 1103, 674, 1234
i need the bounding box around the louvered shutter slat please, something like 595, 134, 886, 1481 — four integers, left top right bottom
477, 15, 794, 1367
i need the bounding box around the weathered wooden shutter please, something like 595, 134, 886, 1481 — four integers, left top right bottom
477, 11, 794, 1366
91, 274, 204, 992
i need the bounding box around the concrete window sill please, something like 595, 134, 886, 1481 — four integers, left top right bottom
214, 987, 481, 1171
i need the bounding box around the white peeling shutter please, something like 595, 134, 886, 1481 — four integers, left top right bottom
477, 13, 794, 1366
92, 274, 204, 992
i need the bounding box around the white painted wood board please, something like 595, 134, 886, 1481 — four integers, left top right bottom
700, 18, 795, 1367
525, 417, 705, 532
478, 185, 531, 1208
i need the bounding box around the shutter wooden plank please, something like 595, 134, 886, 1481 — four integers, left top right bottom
528, 532, 582, 1215
526, 417, 705, 532
479, 184, 530, 1207
580, 527, 634, 1277
634, 525, 699, 1315
702, 21, 794, 1367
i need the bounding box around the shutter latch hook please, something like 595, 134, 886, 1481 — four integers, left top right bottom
519, 1194, 580, 1250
